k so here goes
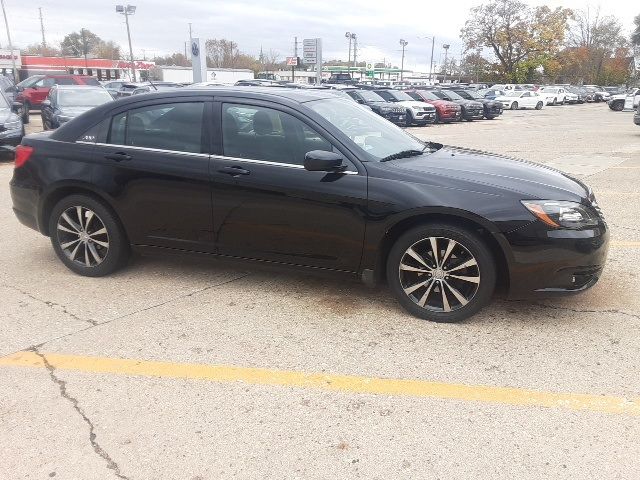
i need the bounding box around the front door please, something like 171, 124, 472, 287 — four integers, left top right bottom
211, 101, 367, 272
91, 99, 215, 252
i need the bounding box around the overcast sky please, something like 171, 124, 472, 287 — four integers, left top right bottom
2, 0, 636, 71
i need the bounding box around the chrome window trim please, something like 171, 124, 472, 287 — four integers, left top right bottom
78, 141, 210, 158
77, 142, 358, 174
211, 154, 359, 175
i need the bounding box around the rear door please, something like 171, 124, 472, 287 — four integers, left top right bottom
91, 97, 215, 252
210, 100, 367, 271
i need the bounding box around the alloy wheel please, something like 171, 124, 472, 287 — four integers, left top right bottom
56, 206, 110, 267
398, 236, 480, 313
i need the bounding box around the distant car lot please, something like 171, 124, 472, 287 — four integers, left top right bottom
2, 102, 639, 479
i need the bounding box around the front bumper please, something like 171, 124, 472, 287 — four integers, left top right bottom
381, 112, 406, 125
504, 221, 609, 299
483, 105, 503, 118
0, 127, 24, 147
411, 110, 436, 124
462, 108, 484, 120
439, 109, 462, 122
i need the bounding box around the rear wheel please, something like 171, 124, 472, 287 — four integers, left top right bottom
510, 102, 518, 110
552, 97, 558, 106
48, 194, 130, 277
610, 101, 624, 111
386, 224, 496, 323
535, 101, 543, 110
21, 101, 30, 124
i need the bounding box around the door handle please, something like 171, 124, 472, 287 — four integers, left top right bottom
218, 165, 250, 176
104, 152, 132, 162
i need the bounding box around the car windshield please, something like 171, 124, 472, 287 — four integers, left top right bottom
441, 90, 464, 101
417, 90, 439, 101
453, 90, 474, 100
58, 89, 113, 107
307, 98, 426, 161
17, 75, 44, 88
543, 88, 559, 93
378, 90, 414, 102
358, 90, 385, 102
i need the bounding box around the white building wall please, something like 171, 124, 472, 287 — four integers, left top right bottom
159, 67, 254, 83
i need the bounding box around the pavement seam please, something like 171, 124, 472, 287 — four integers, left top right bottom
0, 272, 252, 359
3, 283, 98, 326
511, 301, 640, 321
29, 347, 132, 480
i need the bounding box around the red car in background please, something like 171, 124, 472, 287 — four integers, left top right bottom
406, 89, 462, 123
15, 74, 101, 123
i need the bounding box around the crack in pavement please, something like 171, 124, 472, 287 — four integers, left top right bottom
29, 347, 132, 480
508, 300, 640, 321
1, 272, 252, 359
3, 283, 98, 326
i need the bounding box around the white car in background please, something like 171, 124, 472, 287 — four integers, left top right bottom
539, 87, 568, 105
495, 90, 544, 110
608, 88, 640, 111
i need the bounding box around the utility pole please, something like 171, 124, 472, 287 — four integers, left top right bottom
188, 23, 192, 60
184, 41, 187, 58
429, 37, 435, 84
0, 0, 17, 81
116, 5, 137, 82
442, 44, 450, 84
292, 36, 298, 82
399, 39, 408, 81
352, 34, 357, 69
81, 28, 88, 68
39, 7, 46, 48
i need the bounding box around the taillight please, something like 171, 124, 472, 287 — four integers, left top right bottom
14, 145, 34, 168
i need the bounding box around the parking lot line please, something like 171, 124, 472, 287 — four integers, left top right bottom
1, 351, 639, 416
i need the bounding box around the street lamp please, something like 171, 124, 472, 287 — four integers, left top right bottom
419, 35, 436, 85
345, 32, 352, 66
399, 39, 408, 81
442, 43, 450, 84
116, 4, 137, 82
0, 0, 17, 82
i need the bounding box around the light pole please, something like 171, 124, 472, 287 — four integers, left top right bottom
419, 35, 435, 84
442, 43, 450, 84
351, 33, 357, 69
0, 0, 17, 82
399, 39, 408, 81
345, 32, 352, 66
116, 4, 137, 82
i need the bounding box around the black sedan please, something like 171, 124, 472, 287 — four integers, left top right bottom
345, 89, 406, 125
0, 90, 23, 153
41, 86, 114, 130
430, 89, 484, 121
10, 88, 609, 322
445, 87, 503, 119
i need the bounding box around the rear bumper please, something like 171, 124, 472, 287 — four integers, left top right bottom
634, 113, 640, 126
504, 222, 609, 299
10, 180, 42, 233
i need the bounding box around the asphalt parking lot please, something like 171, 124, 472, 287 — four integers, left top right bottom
1, 104, 639, 479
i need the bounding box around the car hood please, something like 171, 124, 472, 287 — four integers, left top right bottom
450, 99, 483, 108
389, 145, 588, 201
59, 106, 95, 117
395, 100, 435, 110
427, 99, 459, 108
0, 107, 16, 124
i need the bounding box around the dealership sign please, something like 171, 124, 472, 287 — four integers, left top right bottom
0, 49, 21, 68
303, 38, 321, 65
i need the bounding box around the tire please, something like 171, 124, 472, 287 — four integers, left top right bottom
41, 115, 48, 130
21, 101, 30, 124
610, 101, 624, 111
510, 102, 518, 110
552, 98, 557, 106
386, 224, 497, 323
48, 194, 130, 277
434, 111, 440, 124
535, 101, 543, 110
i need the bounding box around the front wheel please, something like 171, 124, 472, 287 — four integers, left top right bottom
510, 102, 518, 110
49, 194, 130, 277
552, 97, 558, 106
610, 101, 624, 111
386, 224, 496, 323
535, 102, 543, 110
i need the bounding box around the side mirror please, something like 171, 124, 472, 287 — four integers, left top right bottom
304, 150, 346, 172
356, 98, 365, 104
41, 99, 51, 107
11, 101, 22, 113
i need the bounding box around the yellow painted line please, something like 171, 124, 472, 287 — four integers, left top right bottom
1, 351, 639, 416
610, 241, 640, 248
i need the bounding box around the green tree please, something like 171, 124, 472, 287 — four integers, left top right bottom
461, 0, 571, 82
61, 29, 102, 57
631, 14, 640, 47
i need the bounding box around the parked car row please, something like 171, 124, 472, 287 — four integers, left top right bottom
608, 88, 640, 112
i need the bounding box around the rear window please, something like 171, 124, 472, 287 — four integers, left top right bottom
81, 77, 101, 86
55, 77, 76, 85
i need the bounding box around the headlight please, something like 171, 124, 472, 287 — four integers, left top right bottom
411, 106, 422, 110
521, 200, 599, 229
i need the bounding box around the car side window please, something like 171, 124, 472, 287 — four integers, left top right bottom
55, 78, 75, 86
108, 102, 205, 154
222, 103, 333, 165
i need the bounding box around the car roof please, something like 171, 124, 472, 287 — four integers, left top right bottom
52, 85, 106, 90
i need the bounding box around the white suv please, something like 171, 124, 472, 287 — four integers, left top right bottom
539, 87, 568, 106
